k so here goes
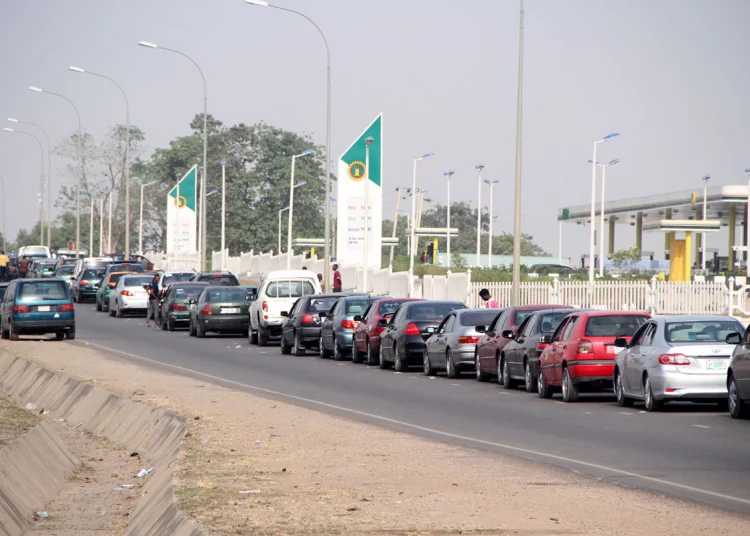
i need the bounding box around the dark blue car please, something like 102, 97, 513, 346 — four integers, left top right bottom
0, 279, 75, 340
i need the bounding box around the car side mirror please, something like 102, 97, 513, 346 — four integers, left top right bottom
726, 332, 742, 345
613, 337, 628, 348
425, 326, 436, 335
501, 329, 515, 340
378, 318, 389, 327
353, 315, 362, 322
280, 311, 288, 317
475, 325, 486, 333
540, 335, 552, 344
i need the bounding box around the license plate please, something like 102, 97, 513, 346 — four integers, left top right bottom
38, 306, 50, 312
705, 359, 727, 371
607, 345, 618, 354
222, 307, 240, 314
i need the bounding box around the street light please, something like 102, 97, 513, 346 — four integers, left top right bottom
287, 150, 315, 268
745, 169, 750, 278
139, 180, 158, 254
107, 189, 114, 253
409, 152, 434, 295
8, 118, 52, 247
0, 173, 6, 252
220, 161, 227, 271
701, 174, 711, 271
483, 179, 500, 268
363, 136, 374, 292
4, 127, 45, 244
278, 206, 290, 254
89, 195, 95, 256
398, 209, 411, 259
139, 41, 208, 271
589, 133, 620, 285
99, 198, 104, 256
444, 170, 455, 268
69, 66, 132, 259
475, 164, 485, 267
588, 158, 620, 277
245, 0, 333, 291
28, 86, 83, 258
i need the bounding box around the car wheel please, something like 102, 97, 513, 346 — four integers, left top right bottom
333, 338, 347, 361
0, 325, 7, 340
501, 357, 516, 389
250, 327, 258, 345
524, 361, 537, 393
109, 304, 116, 317
9, 322, 18, 341
65, 328, 76, 340
446, 349, 459, 379
394, 345, 408, 372
475, 352, 489, 382
728, 374, 749, 419
319, 335, 331, 358
55, 331, 65, 341
366, 342, 378, 366
292, 333, 305, 356
538, 371, 553, 399
167, 319, 175, 332
96, 300, 102, 312
615, 371, 634, 407
423, 349, 435, 376
189, 320, 196, 337
643, 375, 662, 412
115, 302, 124, 318
197, 321, 206, 338
280, 332, 291, 354
258, 325, 269, 346
379, 344, 391, 370
352, 343, 362, 363
562, 367, 578, 402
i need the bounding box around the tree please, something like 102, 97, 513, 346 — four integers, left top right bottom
612, 247, 641, 269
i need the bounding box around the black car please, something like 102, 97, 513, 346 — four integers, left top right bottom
279, 294, 344, 356
320, 295, 386, 361
72, 266, 106, 303
189, 285, 250, 337
379, 301, 467, 372
190, 271, 240, 286
529, 264, 578, 276
157, 282, 209, 331
500, 308, 576, 392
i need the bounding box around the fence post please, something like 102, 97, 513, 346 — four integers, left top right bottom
648, 276, 657, 316
550, 276, 559, 304
728, 277, 735, 317
465, 268, 472, 305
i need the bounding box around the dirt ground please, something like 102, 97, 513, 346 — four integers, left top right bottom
0, 392, 40, 447
3, 339, 750, 536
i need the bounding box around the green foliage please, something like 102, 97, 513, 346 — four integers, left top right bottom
612, 247, 641, 268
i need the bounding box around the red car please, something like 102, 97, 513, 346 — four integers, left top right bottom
352, 298, 425, 365
475, 305, 565, 382
538, 310, 650, 402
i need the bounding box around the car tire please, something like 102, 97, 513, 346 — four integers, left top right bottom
352, 343, 362, 364
197, 321, 206, 338
333, 339, 347, 361
109, 304, 115, 317
728, 374, 749, 419
394, 345, 408, 372
102, 301, 109, 312
96, 300, 102, 312
379, 344, 392, 370
167, 319, 175, 332
319, 335, 331, 358
475, 351, 489, 382
501, 357, 516, 389
66, 328, 76, 340
280, 333, 291, 355
242, 329, 249, 338
366, 342, 378, 366
524, 360, 537, 393
562, 367, 578, 402
538, 371, 553, 399
643, 375, 662, 411
258, 325, 269, 346
615, 371, 634, 408
292, 333, 305, 356
9, 323, 18, 341
250, 327, 258, 345
189, 321, 196, 337
423, 349, 436, 376
0, 325, 8, 340
115, 302, 124, 318
446, 349, 459, 379
55, 331, 65, 341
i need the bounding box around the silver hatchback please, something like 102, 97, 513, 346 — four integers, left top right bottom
613, 315, 744, 411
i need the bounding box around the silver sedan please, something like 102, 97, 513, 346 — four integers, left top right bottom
613, 315, 744, 411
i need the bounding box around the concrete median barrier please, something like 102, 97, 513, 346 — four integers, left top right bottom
0, 353, 206, 536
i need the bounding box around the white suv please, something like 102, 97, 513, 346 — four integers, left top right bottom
249, 270, 321, 346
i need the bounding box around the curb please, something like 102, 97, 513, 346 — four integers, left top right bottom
0, 353, 206, 536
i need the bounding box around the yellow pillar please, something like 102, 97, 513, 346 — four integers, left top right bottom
310, 246, 315, 259
669, 237, 686, 282
684, 232, 692, 281
433, 237, 438, 264
729, 204, 736, 269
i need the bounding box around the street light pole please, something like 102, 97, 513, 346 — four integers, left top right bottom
278, 206, 290, 255
0, 174, 6, 252
4, 128, 45, 244
511, 0, 525, 305
589, 158, 620, 278
363, 137, 374, 292
138, 41, 208, 271
484, 179, 500, 268
702, 175, 710, 271
99, 198, 104, 256
89, 195, 95, 256
745, 168, 750, 278
107, 189, 114, 253
139, 180, 157, 254
69, 66, 132, 259
410, 153, 434, 296
29, 86, 83, 258
589, 133, 620, 285
475, 164, 484, 267
287, 150, 315, 269
444, 171, 454, 268
221, 161, 227, 271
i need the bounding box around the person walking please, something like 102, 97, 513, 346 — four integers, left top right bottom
145, 273, 161, 328
332, 264, 342, 293
0, 251, 9, 282
479, 288, 499, 308
18, 256, 31, 279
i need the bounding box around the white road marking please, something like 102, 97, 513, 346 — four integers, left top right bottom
76, 339, 750, 509
618, 412, 635, 416
692, 424, 711, 429
451, 383, 460, 387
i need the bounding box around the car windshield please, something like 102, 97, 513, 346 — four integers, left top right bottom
205, 289, 248, 302
18, 281, 68, 301
514, 309, 546, 325
25, 247, 48, 256
82, 268, 105, 280
345, 299, 370, 316
538, 311, 572, 333
378, 300, 410, 315
265, 280, 315, 298
665, 321, 743, 343
57, 265, 75, 275
108, 273, 126, 285
173, 285, 207, 299
584, 315, 648, 337
408, 303, 464, 321
163, 273, 193, 286
124, 276, 154, 287
307, 297, 338, 313
459, 310, 500, 327
199, 274, 240, 286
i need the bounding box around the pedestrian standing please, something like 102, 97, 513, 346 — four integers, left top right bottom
479, 288, 499, 308
332, 264, 342, 293
146, 273, 161, 327
0, 251, 8, 282
18, 256, 31, 279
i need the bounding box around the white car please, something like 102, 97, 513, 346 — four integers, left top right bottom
249, 270, 321, 346
109, 274, 154, 318
157, 270, 196, 295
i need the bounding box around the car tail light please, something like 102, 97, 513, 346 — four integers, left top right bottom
375, 327, 385, 336
658, 353, 690, 365
576, 339, 594, 355
458, 336, 480, 344
60, 304, 74, 312
12, 305, 28, 313
202, 304, 212, 316
537, 342, 548, 352
262, 301, 268, 312
404, 323, 421, 335
302, 313, 314, 324
80, 280, 90, 286
121, 290, 133, 296
341, 319, 359, 329
172, 304, 187, 311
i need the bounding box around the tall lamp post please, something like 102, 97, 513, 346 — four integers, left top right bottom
99, 198, 104, 256
398, 209, 411, 258
69, 66, 132, 259
220, 161, 227, 271
107, 189, 114, 253
287, 149, 315, 269
409, 153, 434, 295
139, 180, 158, 254
8, 118, 52, 247
363, 137, 374, 292
278, 206, 290, 254
589, 133, 620, 285
29, 86, 83, 258
745, 168, 750, 278
701, 174, 710, 271
4, 128, 45, 243
588, 158, 620, 277
484, 179, 500, 268
444, 170, 454, 267
474, 164, 484, 267
138, 41, 208, 271
245, 0, 333, 291
89, 195, 95, 256
0, 173, 6, 252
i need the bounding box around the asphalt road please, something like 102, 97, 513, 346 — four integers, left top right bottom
70, 305, 750, 514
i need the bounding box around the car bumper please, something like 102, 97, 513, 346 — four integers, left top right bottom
297, 326, 322, 345
201, 315, 249, 333
121, 297, 148, 309
79, 289, 99, 299
452, 346, 477, 366
404, 336, 427, 364
649, 368, 728, 400
13, 318, 75, 333
568, 360, 615, 384
167, 312, 191, 323
334, 330, 355, 349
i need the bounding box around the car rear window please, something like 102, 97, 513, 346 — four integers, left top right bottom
584, 315, 648, 337
83, 268, 106, 279
205, 289, 248, 302
378, 300, 410, 315
459, 310, 500, 327
19, 281, 69, 301
514, 309, 547, 325
57, 265, 75, 275
665, 321, 743, 343
345, 299, 370, 315
108, 273, 126, 284
265, 280, 315, 298
408, 303, 465, 321
538, 312, 572, 333
124, 276, 154, 287
163, 274, 193, 286
307, 297, 338, 313
173, 285, 206, 299
199, 274, 240, 286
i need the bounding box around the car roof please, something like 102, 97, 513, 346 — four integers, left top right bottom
338, 294, 385, 301
657, 315, 743, 323
577, 310, 651, 318
106, 271, 131, 278
407, 300, 464, 307
373, 298, 425, 304
169, 282, 209, 287
508, 304, 571, 312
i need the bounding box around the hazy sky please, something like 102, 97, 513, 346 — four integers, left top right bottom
2, 0, 750, 260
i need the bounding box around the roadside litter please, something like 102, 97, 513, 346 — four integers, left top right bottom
25, 402, 37, 411
136, 467, 155, 478
239, 490, 261, 494
35, 511, 48, 519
